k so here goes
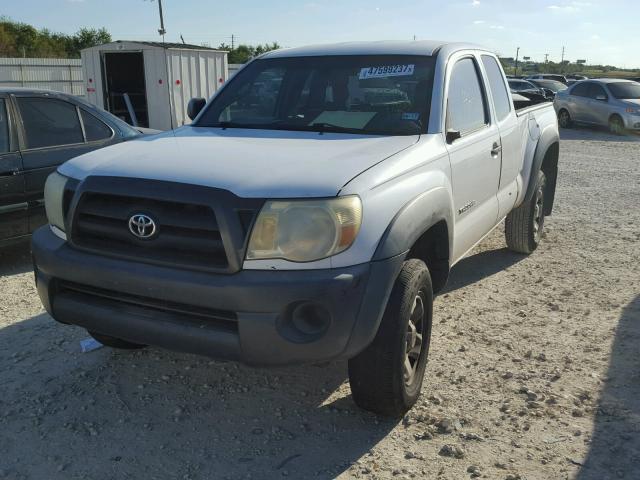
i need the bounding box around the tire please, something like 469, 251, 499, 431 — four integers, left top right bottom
505, 170, 547, 254
608, 115, 625, 135
88, 331, 147, 350
348, 259, 433, 417
557, 109, 572, 129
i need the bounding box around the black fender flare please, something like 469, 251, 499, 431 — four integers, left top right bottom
523, 127, 559, 206
373, 186, 453, 262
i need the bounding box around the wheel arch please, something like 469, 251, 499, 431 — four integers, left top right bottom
524, 132, 559, 216
373, 187, 453, 293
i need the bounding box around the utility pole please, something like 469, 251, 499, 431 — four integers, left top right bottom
514, 47, 520, 76
156, 0, 166, 36
544, 53, 549, 63
231, 34, 235, 50
560, 46, 565, 73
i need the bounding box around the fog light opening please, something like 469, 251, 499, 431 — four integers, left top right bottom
278, 301, 332, 343
291, 302, 331, 336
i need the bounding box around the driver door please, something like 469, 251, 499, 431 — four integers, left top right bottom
0, 95, 27, 240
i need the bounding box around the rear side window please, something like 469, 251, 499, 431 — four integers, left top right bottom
571, 82, 590, 97
81, 110, 112, 142
587, 83, 607, 100
0, 99, 9, 154
481, 55, 511, 121
447, 57, 488, 134
17, 97, 83, 149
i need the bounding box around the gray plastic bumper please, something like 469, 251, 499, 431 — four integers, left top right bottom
32, 226, 405, 365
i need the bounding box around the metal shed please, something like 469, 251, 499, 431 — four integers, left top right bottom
81, 40, 228, 130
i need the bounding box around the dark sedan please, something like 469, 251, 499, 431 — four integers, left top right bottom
0, 88, 155, 245
526, 79, 569, 99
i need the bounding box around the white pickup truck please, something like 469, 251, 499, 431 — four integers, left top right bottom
32, 41, 559, 416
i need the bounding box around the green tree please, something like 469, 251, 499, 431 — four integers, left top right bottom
0, 17, 111, 58
69, 27, 111, 57
219, 41, 281, 64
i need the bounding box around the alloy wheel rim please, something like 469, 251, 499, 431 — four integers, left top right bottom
403, 294, 425, 386
559, 111, 569, 127
611, 118, 622, 134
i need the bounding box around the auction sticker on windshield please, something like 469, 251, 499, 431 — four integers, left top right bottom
359, 64, 415, 79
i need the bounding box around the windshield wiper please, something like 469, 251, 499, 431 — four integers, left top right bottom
307, 122, 361, 134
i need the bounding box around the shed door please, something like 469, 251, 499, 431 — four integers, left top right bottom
102, 52, 149, 127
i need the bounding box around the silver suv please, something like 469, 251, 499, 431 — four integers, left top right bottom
554, 79, 640, 134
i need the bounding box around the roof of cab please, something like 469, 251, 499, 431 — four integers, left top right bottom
0, 87, 67, 94
260, 40, 489, 59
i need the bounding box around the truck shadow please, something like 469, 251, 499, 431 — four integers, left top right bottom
0, 239, 32, 276
560, 126, 640, 142
0, 312, 397, 479
443, 246, 526, 293
576, 295, 640, 479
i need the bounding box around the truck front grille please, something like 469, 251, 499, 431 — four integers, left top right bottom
73, 192, 229, 270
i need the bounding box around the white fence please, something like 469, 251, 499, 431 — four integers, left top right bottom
0, 58, 84, 96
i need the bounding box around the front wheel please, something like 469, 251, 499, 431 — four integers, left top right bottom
348, 259, 433, 417
505, 170, 546, 254
609, 115, 625, 135
558, 109, 572, 129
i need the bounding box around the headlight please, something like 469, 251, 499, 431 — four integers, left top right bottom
44, 171, 70, 232
246, 196, 362, 262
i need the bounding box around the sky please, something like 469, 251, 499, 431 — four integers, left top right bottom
3, 0, 639, 68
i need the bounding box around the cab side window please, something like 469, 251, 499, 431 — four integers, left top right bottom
16, 97, 83, 149
481, 55, 511, 121
447, 57, 488, 135
0, 99, 9, 154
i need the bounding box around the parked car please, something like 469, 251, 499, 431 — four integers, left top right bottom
526, 79, 569, 99
566, 74, 588, 81
508, 78, 543, 93
508, 79, 549, 103
554, 79, 640, 134
0, 88, 157, 245
32, 40, 559, 416
527, 74, 568, 85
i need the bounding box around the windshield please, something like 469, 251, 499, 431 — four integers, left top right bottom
533, 80, 568, 92
608, 82, 640, 99
196, 55, 436, 135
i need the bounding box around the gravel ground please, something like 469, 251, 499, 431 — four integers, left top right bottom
0, 127, 638, 480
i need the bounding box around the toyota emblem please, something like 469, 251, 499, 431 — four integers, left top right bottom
128, 214, 157, 239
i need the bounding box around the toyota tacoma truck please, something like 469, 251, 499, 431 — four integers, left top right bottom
32, 41, 559, 416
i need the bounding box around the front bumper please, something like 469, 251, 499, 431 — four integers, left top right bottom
32, 226, 404, 365
623, 114, 640, 130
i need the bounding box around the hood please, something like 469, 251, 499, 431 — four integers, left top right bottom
59, 127, 418, 198
623, 99, 640, 107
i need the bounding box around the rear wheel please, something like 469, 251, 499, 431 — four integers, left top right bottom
88, 331, 147, 350
609, 115, 625, 135
348, 259, 433, 417
558, 109, 572, 128
505, 170, 546, 254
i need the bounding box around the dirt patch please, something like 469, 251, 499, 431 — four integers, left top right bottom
0, 128, 638, 480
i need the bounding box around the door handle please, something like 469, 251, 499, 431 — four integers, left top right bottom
491, 142, 502, 157
0, 168, 20, 177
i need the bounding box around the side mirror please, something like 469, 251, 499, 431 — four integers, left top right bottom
446, 129, 461, 144
595, 95, 608, 102
187, 97, 206, 120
